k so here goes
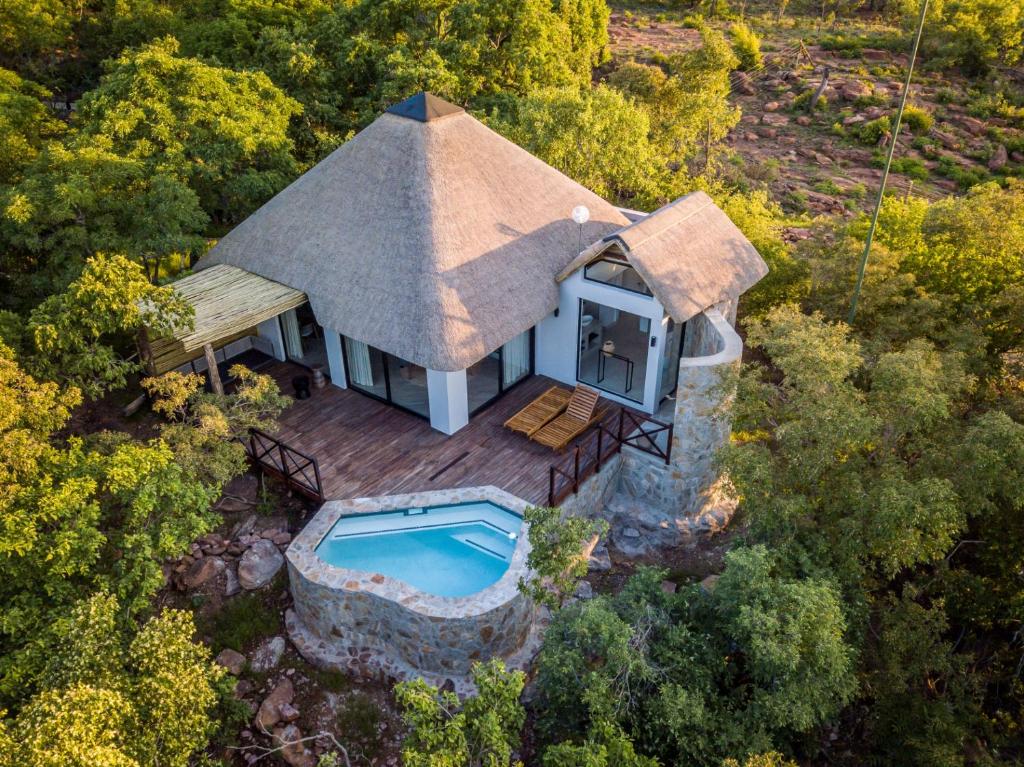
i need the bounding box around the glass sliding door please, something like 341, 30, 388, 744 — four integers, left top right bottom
467, 328, 534, 415
657, 317, 686, 402
577, 299, 650, 404
341, 336, 429, 418
282, 303, 329, 371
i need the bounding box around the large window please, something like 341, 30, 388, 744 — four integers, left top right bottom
466, 328, 534, 414
657, 317, 687, 402
577, 300, 650, 403
583, 256, 653, 296
341, 337, 430, 418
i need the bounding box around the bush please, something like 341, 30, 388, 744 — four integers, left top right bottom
902, 104, 934, 134
858, 116, 892, 145
793, 88, 828, 111
199, 591, 280, 653
730, 22, 763, 71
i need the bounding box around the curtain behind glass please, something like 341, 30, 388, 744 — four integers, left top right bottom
502, 330, 531, 387
344, 338, 374, 387
281, 309, 303, 359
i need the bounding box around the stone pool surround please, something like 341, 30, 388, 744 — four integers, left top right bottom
286, 486, 536, 678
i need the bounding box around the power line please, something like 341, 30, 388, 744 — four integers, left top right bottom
848, 0, 929, 325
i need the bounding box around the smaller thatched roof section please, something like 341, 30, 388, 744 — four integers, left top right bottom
558, 191, 768, 322
146, 265, 306, 374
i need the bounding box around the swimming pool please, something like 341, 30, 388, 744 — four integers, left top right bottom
314, 502, 523, 597
286, 487, 538, 678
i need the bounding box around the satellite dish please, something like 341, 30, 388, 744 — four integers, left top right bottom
571, 205, 591, 225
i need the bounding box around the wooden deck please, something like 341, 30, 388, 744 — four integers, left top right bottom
263, 362, 613, 506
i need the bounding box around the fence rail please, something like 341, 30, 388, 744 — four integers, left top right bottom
246, 428, 324, 503
547, 408, 673, 506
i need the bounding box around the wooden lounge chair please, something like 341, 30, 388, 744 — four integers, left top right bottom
504, 386, 572, 437
530, 386, 603, 450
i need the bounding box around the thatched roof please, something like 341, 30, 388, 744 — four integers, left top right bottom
148, 265, 307, 374
557, 191, 768, 322
198, 92, 630, 371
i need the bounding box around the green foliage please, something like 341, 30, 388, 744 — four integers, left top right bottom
143, 364, 290, 488
396, 659, 526, 767
0, 140, 208, 307
0, 68, 64, 184
76, 36, 302, 225
0, 343, 284, 705
918, 0, 1024, 75
21, 253, 193, 398
197, 590, 280, 654
1, 592, 223, 767
901, 103, 934, 134
543, 721, 659, 767
729, 22, 763, 71
534, 561, 854, 765
519, 506, 608, 609
857, 115, 892, 145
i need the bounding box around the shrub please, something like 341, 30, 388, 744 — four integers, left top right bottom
730, 22, 763, 71
199, 591, 280, 653
793, 88, 828, 111
902, 104, 934, 134
858, 116, 892, 145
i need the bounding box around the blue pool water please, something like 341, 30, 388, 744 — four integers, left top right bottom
314, 502, 523, 597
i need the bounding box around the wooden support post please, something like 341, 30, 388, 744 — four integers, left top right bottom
203, 342, 224, 395
136, 326, 155, 377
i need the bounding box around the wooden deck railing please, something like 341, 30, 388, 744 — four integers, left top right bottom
245, 428, 324, 503
547, 408, 673, 506
617, 408, 673, 465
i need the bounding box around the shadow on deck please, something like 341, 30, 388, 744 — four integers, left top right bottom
262, 361, 619, 506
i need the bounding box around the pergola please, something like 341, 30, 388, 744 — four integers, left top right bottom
142, 264, 306, 393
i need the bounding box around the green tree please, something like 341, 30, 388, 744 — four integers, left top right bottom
0, 139, 207, 307
0, 67, 65, 184
396, 659, 526, 767
2, 592, 223, 767
75, 36, 302, 224
518, 506, 608, 609
20, 253, 193, 398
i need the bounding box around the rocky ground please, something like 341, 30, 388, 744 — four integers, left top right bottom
607, 9, 1024, 217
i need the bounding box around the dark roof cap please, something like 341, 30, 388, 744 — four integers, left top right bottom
385, 92, 465, 123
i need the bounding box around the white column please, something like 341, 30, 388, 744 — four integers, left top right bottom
324, 329, 346, 389
426, 369, 469, 435
256, 316, 286, 361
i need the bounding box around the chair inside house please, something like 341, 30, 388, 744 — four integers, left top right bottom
503, 386, 572, 437
529, 385, 603, 451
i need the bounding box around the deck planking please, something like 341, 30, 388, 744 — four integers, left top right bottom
264, 363, 615, 506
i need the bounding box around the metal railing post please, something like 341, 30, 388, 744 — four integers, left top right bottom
595, 428, 603, 473
665, 422, 674, 465
572, 447, 580, 494
548, 467, 556, 507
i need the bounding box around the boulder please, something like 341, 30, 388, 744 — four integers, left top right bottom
760, 113, 790, 127
795, 115, 811, 126
215, 648, 246, 676
273, 724, 315, 767
588, 542, 612, 573
256, 677, 294, 730
573, 580, 594, 600
180, 556, 225, 589
989, 144, 1008, 171
763, 101, 780, 112
842, 114, 866, 127
238, 539, 284, 590
1011, 151, 1024, 164
660, 580, 678, 594
959, 115, 986, 136
250, 636, 286, 673
224, 566, 241, 597
278, 702, 301, 722
700, 574, 720, 593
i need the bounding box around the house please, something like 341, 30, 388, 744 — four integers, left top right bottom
148, 92, 767, 442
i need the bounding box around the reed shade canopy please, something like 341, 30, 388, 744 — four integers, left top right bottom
196, 92, 631, 372
145, 264, 306, 374
559, 191, 768, 323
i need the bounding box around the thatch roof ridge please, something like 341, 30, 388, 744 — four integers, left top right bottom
605, 191, 711, 249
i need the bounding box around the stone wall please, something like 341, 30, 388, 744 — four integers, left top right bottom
613, 306, 741, 552
286, 487, 537, 677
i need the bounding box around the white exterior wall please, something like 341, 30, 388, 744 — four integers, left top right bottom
427, 369, 469, 435
323, 328, 347, 389
534, 269, 668, 414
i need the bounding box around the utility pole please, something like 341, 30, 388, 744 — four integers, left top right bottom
848, 0, 929, 325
